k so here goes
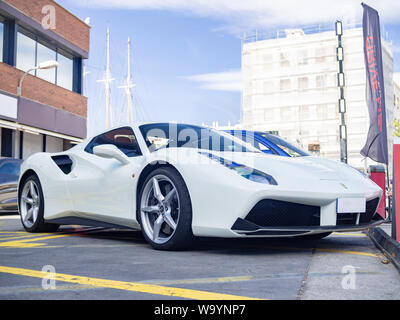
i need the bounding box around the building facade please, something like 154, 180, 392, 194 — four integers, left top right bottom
0, 0, 89, 159
242, 27, 393, 170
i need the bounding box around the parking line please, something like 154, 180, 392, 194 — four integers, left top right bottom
0, 228, 105, 248
0, 266, 261, 300
314, 248, 379, 257
0, 231, 26, 234
0, 233, 54, 241
0, 234, 73, 248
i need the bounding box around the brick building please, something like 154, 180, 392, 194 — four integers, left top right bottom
0, 0, 89, 159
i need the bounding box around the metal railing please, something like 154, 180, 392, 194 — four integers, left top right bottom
242, 22, 363, 43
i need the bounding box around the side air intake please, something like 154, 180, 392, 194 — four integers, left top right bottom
51, 155, 73, 174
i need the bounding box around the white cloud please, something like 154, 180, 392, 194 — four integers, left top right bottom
185, 70, 242, 92
72, 0, 400, 33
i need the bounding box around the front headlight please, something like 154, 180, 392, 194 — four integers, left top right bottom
200, 152, 278, 185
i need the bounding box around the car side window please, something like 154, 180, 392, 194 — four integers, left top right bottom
85, 127, 142, 157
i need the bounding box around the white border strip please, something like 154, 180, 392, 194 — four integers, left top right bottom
0, 119, 83, 143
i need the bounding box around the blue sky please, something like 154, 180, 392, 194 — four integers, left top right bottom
58, 0, 400, 135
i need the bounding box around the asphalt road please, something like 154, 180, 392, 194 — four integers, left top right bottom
0, 214, 399, 300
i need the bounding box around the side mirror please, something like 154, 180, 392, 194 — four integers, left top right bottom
93, 144, 130, 165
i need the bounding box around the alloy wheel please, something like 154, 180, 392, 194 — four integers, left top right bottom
140, 174, 180, 244
20, 180, 40, 228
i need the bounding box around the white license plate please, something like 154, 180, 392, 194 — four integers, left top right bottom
336, 197, 366, 213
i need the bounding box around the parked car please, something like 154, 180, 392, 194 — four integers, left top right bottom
225, 130, 308, 157
0, 158, 22, 213
18, 123, 382, 250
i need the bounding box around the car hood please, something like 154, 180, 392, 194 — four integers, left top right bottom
150, 148, 381, 197
207, 151, 367, 183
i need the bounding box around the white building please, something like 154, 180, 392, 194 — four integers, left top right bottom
242, 27, 394, 170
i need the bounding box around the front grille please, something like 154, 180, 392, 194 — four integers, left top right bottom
245, 199, 320, 227
336, 197, 380, 226
336, 213, 357, 225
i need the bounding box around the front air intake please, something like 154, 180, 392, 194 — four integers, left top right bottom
245, 199, 321, 227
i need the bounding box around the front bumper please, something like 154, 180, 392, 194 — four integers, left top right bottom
231, 197, 383, 237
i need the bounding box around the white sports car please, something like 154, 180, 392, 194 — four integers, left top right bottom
18, 123, 383, 250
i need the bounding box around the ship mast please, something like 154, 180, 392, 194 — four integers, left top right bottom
119, 37, 135, 123
97, 28, 114, 129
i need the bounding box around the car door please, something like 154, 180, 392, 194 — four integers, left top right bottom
66, 127, 144, 221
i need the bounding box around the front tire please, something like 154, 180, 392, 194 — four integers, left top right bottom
19, 174, 59, 233
138, 167, 194, 250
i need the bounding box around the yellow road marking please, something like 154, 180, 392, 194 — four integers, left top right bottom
314, 248, 379, 257
0, 266, 260, 300
0, 234, 72, 248
0, 233, 54, 241
0, 231, 26, 234
0, 228, 103, 248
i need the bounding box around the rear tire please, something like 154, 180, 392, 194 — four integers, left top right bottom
19, 174, 59, 233
138, 167, 195, 250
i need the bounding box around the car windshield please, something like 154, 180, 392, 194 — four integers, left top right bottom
139, 123, 261, 153
258, 133, 309, 157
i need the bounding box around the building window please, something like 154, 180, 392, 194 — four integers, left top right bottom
0, 21, 3, 62
57, 51, 73, 91
280, 52, 290, 67
316, 75, 326, 88
317, 104, 327, 119
16, 28, 77, 93
298, 77, 309, 90
36, 41, 56, 83
298, 49, 308, 65
16, 31, 36, 74
315, 47, 326, 63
